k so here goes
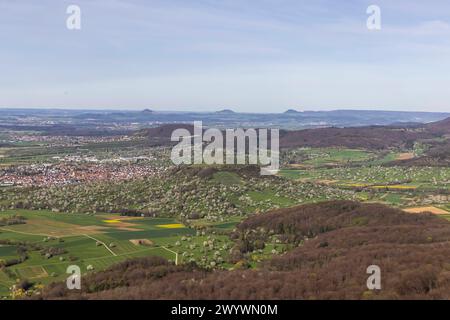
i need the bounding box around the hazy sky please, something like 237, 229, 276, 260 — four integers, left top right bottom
1, 0, 450, 112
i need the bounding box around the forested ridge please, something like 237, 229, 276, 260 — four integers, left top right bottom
136, 117, 450, 153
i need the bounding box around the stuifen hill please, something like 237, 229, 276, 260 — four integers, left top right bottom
37, 201, 450, 300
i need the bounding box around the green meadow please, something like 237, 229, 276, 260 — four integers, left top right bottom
0, 210, 196, 298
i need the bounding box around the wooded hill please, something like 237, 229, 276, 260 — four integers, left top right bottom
137, 117, 450, 150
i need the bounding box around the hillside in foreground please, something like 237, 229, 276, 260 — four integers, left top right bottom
37, 201, 450, 300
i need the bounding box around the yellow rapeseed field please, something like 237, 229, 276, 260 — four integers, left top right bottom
372, 185, 417, 190
103, 219, 121, 224
156, 223, 185, 229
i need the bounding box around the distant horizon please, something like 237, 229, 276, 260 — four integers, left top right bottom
0, 106, 449, 115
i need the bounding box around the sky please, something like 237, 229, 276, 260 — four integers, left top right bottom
1, 0, 450, 113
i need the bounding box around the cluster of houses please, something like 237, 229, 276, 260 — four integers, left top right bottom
0, 161, 162, 187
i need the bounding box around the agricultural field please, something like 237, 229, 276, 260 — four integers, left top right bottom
282, 148, 373, 168
279, 166, 450, 192
280, 166, 450, 187
281, 147, 412, 168
0, 210, 209, 298
279, 147, 450, 210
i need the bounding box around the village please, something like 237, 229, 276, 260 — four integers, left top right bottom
0, 158, 165, 187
